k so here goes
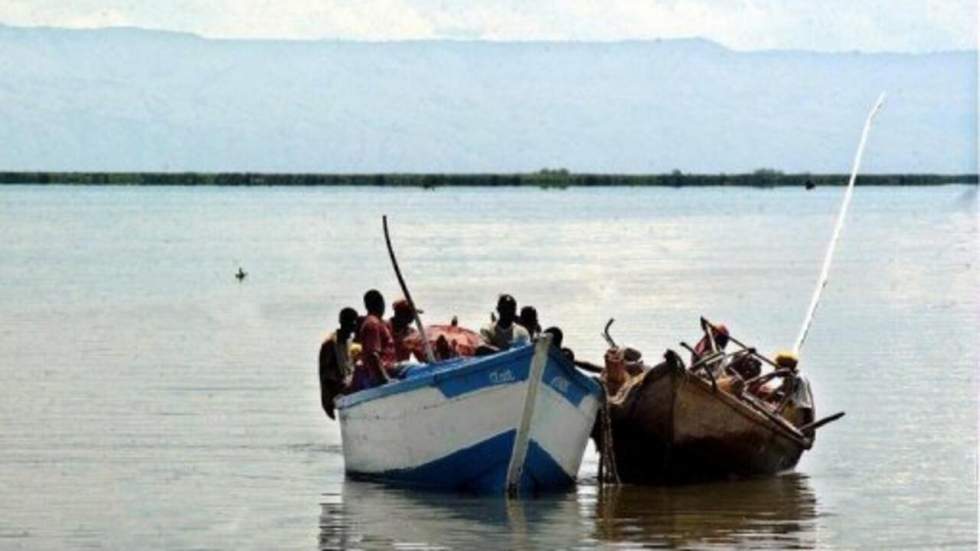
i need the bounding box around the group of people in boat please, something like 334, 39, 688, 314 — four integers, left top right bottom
318, 289, 412, 419
318, 290, 565, 419
600, 318, 815, 435
687, 321, 814, 432
319, 291, 813, 435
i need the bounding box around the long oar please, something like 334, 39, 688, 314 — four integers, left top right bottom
797, 411, 846, 433
382, 215, 436, 364
793, 93, 886, 354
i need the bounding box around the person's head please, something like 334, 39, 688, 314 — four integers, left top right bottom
543, 326, 564, 349
391, 299, 418, 330
496, 294, 517, 325
774, 351, 799, 372
519, 306, 540, 335
338, 307, 359, 337
363, 289, 385, 317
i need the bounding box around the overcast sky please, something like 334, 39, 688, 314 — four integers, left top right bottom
1, 0, 975, 51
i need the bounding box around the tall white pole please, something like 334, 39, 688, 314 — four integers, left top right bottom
793, 93, 886, 355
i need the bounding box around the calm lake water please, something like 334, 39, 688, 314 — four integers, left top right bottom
0, 185, 976, 549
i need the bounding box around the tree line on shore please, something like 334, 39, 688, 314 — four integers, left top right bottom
0, 170, 975, 187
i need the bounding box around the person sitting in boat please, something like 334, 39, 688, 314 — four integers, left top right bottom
602, 346, 644, 395
350, 289, 398, 392
750, 351, 817, 438
726, 349, 762, 380
479, 294, 531, 351
784, 374, 816, 438
688, 320, 756, 394
518, 305, 541, 338
543, 326, 574, 363
388, 298, 419, 362
318, 307, 360, 419
749, 351, 799, 400
690, 321, 730, 366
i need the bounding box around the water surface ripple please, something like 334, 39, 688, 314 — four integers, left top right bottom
0, 185, 975, 549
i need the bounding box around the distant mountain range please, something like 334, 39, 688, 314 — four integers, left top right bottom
0, 25, 975, 173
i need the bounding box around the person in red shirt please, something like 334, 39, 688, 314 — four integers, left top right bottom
691, 322, 729, 365
350, 289, 397, 392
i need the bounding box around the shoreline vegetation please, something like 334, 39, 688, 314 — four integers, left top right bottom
0, 170, 975, 188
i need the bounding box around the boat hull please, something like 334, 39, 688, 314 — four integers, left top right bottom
337, 339, 601, 493
603, 360, 807, 485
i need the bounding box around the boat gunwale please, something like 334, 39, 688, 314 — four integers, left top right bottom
337, 341, 601, 411
337, 345, 534, 410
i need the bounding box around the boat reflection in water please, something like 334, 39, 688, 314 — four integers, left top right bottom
590, 472, 819, 549
319, 473, 818, 549
318, 479, 580, 550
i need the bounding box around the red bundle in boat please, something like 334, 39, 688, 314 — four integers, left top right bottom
403, 323, 483, 361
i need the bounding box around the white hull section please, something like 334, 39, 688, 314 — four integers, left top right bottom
335, 338, 602, 493
528, 383, 600, 479
339, 382, 525, 474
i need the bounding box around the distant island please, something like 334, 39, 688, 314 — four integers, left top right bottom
0, 26, 975, 175
0, 171, 974, 188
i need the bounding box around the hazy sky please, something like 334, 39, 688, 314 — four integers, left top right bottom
1, 0, 976, 51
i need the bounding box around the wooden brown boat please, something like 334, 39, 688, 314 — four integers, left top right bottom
589, 96, 880, 486
593, 319, 842, 485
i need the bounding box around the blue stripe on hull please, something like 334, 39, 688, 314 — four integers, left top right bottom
346, 431, 573, 494
541, 352, 596, 408
435, 353, 531, 399
521, 440, 576, 491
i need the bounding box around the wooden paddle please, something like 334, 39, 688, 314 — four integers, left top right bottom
797, 411, 846, 433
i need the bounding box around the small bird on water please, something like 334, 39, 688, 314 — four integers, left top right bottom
235, 267, 247, 281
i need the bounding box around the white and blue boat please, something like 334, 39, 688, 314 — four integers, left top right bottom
336, 336, 602, 494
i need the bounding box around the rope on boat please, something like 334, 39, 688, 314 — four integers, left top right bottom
597, 381, 620, 486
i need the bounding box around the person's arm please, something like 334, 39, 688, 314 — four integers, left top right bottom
479, 325, 494, 344
318, 339, 337, 419
319, 340, 333, 381
335, 336, 355, 381
514, 326, 530, 346
573, 359, 603, 373
360, 322, 390, 383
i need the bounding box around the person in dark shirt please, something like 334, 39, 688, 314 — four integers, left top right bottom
518, 305, 541, 338
318, 307, 359, 419
543, 325, 578, 364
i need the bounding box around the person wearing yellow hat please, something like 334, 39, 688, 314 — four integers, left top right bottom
773, 351, 815, 437
749, 350, 816, 437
